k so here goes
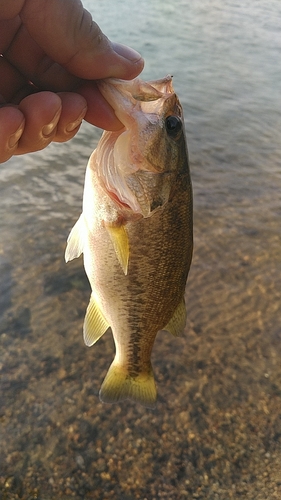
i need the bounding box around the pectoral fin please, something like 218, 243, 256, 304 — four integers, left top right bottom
105, 223, 129, 275
65, 214, 85, 262
83, 293, 110, 346
164, 298, 187, 337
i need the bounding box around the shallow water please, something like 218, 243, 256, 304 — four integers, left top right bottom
1, 0, 281, 498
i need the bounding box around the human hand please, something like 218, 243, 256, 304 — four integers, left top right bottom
0, 0, 144, 163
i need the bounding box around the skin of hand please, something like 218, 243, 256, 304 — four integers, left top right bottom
0, 0, 144, 163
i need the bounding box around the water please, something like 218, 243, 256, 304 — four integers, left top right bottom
1, 1, 281, 498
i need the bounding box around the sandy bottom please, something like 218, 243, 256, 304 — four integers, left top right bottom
1, 192, 281, 500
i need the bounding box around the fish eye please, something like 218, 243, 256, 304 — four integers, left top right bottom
165, 116, 182, 138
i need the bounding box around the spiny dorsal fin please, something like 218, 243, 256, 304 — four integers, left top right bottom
65, 214, 85, 262
164, 298, 187, 337
105, 223, 129, 275
83, 293, 110, 346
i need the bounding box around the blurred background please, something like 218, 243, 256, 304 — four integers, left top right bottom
1, 0, 281, 498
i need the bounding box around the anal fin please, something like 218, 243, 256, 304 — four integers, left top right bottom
163, 298, 187, 337
83, 293, 110, 346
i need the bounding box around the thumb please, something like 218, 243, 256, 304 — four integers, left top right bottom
20, 0, 144, 80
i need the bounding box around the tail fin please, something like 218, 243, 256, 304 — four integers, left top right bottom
99, 361, 157, 409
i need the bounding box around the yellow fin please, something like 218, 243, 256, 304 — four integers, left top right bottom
164, 298, 187, 337
105, 224, 129, 275
83, 293, 110, 347
99, 360, 157, 408
65, 214, 85, 262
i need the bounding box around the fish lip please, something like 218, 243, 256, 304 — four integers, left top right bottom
97, 75, 176, 129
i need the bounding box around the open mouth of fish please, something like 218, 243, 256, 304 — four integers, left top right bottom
95, 75, 183, 218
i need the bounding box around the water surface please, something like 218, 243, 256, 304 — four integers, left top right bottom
1, 1, 281, 498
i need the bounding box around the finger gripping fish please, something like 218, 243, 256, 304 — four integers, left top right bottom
65, 75, 193, 408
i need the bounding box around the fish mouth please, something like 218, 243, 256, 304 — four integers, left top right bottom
98, 74, 174, 104
97, 75, 176, 133
95, 76, 181, 218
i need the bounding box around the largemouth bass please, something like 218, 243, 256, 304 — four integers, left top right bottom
65, 75, 193, 408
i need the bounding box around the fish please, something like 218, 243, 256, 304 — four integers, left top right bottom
65, 75, 193, 408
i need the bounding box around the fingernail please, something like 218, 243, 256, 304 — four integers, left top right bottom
42, 108, 61, 137
65, 108, 87, 133
8, 121, 25, 149
112, 42, 143, 63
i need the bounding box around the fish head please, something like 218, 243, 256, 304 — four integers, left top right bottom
94, 75, 188, 218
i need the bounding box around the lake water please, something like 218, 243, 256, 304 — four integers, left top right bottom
1, 1, 281, 498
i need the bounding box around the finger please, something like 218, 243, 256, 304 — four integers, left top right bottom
77, 82, 123, 131
0, 52, 28, 101
53, 92, 87, 142
0, 0, 24, 20
54, 87, 124, 139
0, 106, 25, 163
4, 24, 80, 92
0, 16, 21, 51
20, 0, 144, 81
15, 91, 62, 155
